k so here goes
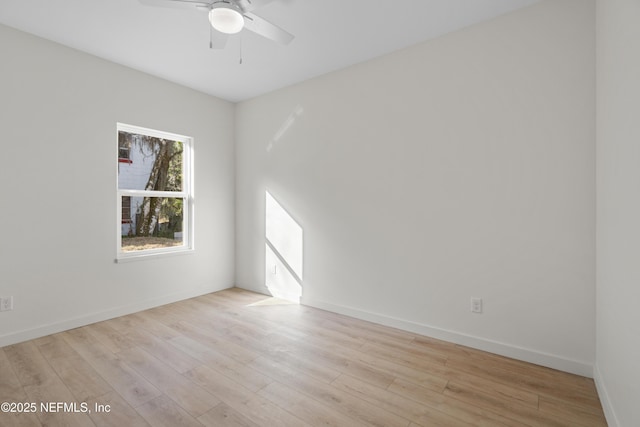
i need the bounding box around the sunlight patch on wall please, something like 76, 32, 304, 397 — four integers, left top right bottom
265, 191, 302, 302
266, 105, 304, 152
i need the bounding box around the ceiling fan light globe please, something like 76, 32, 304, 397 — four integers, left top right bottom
209, 7, 244, 35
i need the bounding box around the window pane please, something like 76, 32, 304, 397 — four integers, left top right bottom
121, 196, 184, 252
121, 196, 132, 224
117, 131, 183, 191
118, 131, 130, 159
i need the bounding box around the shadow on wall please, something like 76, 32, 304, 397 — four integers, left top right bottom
265, 191, 303, 302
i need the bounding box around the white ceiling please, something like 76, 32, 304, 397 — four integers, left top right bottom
0, 0, 539, 102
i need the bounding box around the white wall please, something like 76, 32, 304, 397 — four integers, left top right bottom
0, 24, 236, 346
596, 0, 640, 425
236, 0, 596, 375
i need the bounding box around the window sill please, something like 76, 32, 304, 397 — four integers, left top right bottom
115, 247, 194, 263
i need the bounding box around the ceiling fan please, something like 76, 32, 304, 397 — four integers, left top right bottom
139, 0, 294, 49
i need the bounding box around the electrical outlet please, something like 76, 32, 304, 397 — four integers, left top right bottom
471, 297, 482, 313
0, 296, 13, 312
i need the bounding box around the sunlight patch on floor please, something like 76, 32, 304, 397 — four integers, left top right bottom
247, 297, 298, 307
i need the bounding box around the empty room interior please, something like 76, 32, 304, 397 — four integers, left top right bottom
0, 0, 638, 426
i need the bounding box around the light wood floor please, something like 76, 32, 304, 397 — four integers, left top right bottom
1, 288, 606, 427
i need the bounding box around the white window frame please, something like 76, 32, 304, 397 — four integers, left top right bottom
116, 123, 194, 262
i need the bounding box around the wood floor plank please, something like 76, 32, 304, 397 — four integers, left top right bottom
181, 298, 285, 338
0, 413, 42, 427
215, 324, 301, 359
445, 370, 540, 409
197, 402, 260, 427
86, 391, 151, 427
283, 343, 395, 389
4, 342, 95, 427
448, 344, 595, 392
240, 395, 311, 427
260, 350, 343, 385
128, 312, 184, 341
143, 304, 196, 326
83, 322, 139, 353
284, 319, 369, 352
3, 342, 58, 388
0, 350, 41, 427
136, 332, 203, 375
184, 364, 257, 405
412, 335, 465, 356
256, 333, 403, 390
360, 341, 448, 370
61, 328, 162, 408
388, 377, 525, 427
445, 356, 601, 409
258, 380, 372, 427
21, 385, 95, 427
248, 355, 411, 427
135, 395, 202, 427
538, 396, 607, 427
33, 333, 112, 402
185, 365, 309, 427
331, 374, 473, 427
321, 313, 419, 344
443, 381, 571, 427
0, 348, 28, 402
116, 346, 219, 417
100, 314, 140, 333
328, 343, 449, 392
169, 320, 260, 363
169, 335, 272, 392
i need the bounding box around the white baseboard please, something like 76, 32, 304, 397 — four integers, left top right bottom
301, 296, 594, 377
593, 364, 620, 427
0, 284, 231, 348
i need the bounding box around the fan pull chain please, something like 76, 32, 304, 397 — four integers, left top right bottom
209, 25, 213, 49
239, 35, 243, 64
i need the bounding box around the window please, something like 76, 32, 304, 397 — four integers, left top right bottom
121, 196, 132, 224
118, 132, 132, 163
117, 123, 193, 260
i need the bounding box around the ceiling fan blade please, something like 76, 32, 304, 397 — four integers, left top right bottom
210, 30, 229, 49
243, 13, 294, 45
234, 0, 277, 13
138, 0, 213, 9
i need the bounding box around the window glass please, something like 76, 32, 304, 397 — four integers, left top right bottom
117, 124, 192, 259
